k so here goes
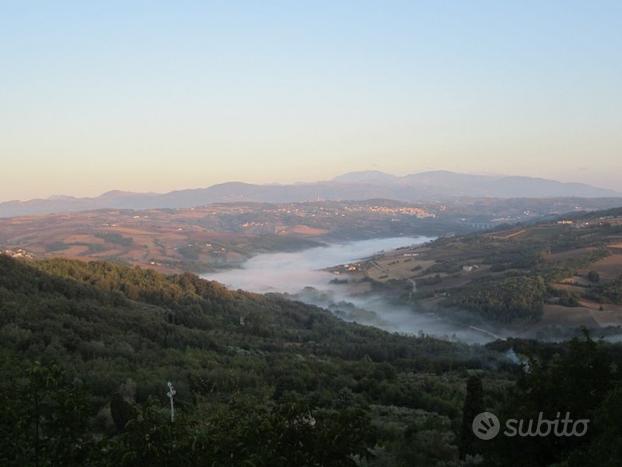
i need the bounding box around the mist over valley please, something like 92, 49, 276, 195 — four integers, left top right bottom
205, 237, 501, 343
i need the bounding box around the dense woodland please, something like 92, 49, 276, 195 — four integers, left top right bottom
449, 275, 547, 323
1, 255, 621, 466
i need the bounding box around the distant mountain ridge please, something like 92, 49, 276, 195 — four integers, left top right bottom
1, 170, 619, 218
333, 170, 620, 198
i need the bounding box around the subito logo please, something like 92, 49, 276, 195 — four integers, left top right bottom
472, 412, 501, 440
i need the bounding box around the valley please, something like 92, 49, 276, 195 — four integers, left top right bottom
205, 237, 496, 343
2, 197, 620, 274
4, 198, 622, 342
329, 208, 622, 340
4, 2, 622, 464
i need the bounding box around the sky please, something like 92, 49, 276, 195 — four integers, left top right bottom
1, 1, 621, 201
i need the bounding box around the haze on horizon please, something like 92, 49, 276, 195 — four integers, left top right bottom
2, 1, 621, 201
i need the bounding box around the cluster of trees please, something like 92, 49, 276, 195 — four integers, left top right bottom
0, 360, 375, 467
585, 275, 622, 305
94, 232, 134, 247
483, 246, 544, 272
0, 255, 504, 466
448, 275, 546, 323
469, 334, 622, 466
2, 254, 621, 465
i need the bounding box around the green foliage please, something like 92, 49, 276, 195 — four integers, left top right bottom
0, 255, 500, 466
100, 396, 376, 467
449, 275, 546, 322
480, 334, 622, 466
0, 360, 94, 467
177, 245, 201, 260
45, 241, 69, 252
587, 270, 600, 283
483, 246, 543, 271
95, 232, 134, 247
110, 393, 137, 432
585, 275, 622, 304
459, 375, 484, 459
566, 387, 622, 466
2, 254, 621, 465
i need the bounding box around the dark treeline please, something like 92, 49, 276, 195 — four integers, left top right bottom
474, 334, 622, 466
1, 255, 621, 466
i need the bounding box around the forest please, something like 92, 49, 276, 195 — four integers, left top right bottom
1, 255, 621, 466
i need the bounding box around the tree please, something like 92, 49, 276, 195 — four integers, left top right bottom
484, 333, 620, 466
110, 393, 137, 433
588, 271, 600, 283
459, 375, 484, 459
0, 361, 93, 467
567, 387, 622, 466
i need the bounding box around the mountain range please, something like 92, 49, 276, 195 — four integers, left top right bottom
1, 170, 619, 218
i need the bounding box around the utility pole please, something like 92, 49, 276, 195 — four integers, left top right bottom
166, 381, 176, 423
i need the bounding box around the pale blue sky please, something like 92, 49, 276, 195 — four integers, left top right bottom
1, 1, 621, 200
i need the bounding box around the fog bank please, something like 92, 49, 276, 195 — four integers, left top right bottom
204, 237, 492, 343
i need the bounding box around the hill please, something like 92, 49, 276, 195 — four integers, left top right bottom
2, 255, 622, 466
3, 199, 622, 274
1, 171, 619, 217
397, 171, 618, 198
0, 201, 446, 274
0, 254, 503, 466
330, 207, 622, 339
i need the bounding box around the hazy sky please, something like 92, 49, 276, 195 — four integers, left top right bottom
1, 1, 621, 201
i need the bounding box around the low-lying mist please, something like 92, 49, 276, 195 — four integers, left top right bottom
204, 237, 493, 344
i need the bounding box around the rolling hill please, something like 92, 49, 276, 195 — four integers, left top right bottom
1, 252, 621, 466
0, 254, 492, 466
330, 207, 622, 339
1, 171, 619, 218
5, 199, 622, 274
